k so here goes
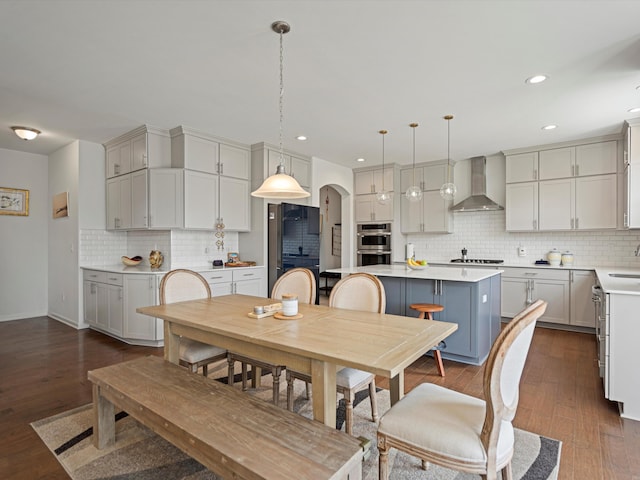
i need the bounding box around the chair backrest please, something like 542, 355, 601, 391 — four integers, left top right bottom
159, 269, 211, 305
481, 299, 547, 471
329, 273, 386, 313
271, 268, 317, 305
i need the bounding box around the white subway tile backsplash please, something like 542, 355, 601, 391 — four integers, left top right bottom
408, 211, 640, 268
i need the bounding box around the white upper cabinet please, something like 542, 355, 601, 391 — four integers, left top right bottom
219, 176, 250, 231
170, 127, 219, 174
505, 182, 538, 231
267, 149, 311, 188
219, 143, 250, 179
148, 168, 184, 229
355, 194, 393, 222
183, 170, 218, 230
399, 164, 446, 191
574, 174, 617, 230
505, 152, 539, 183
355, 168, 394, 195
539, 147, 575, 179
538, 178, 575, 230
105, 126, 171, 178
400, 191, 452, 233
623, 120, 640, 228
539, 142, 616, 180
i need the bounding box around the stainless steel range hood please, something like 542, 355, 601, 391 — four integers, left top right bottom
451, 156, 503, 212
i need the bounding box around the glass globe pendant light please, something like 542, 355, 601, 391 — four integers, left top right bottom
405, 123, 422, 202
376, 129, 391, 205
251, 21, 310, 199
440, 114, 457, 200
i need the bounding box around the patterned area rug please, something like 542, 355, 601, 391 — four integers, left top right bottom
32, 371, 561, 479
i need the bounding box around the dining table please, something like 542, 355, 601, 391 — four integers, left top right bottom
137, 293, 458, 429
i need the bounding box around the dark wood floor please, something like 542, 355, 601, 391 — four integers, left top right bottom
0, 317, 638, 479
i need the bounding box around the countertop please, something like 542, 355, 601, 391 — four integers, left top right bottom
425, 260, 599, 271
595, 266, 640, 295
327, 264, 502, 283
81, 265, 264, 275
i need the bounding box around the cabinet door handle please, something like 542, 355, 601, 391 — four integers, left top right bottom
210, 275, 224, 280
624, 212, 628, 227
114, 163, 120, 175
575, 164, 579, 176
575, 218, 579, 229
242, 273, 254, 277
142, 153, 148, 167
533, 168, 537, 180
524, 272, 537, 276
220, 162, 224, 175
571, 218, 574, 229
533, 219, 537, 230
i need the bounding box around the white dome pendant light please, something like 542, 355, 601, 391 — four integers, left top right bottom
376, 129, 391, 205
405, 123, 422, 202
440, 114, 457, 200
252, 21, 310, 199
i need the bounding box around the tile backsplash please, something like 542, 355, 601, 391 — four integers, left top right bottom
80, 229, 239, 268
408, 211, 640, 268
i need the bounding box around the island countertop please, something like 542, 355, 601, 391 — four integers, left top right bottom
326, 264, 503, 283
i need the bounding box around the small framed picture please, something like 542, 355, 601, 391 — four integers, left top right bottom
53, 192, 69, 218
0, 187, 29, 216
227, 252, 240, 263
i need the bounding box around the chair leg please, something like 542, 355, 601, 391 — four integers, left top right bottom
421, 459, 428, 470
369, 379, 379, 422
434, 349, 445, 377
227, 356, 234, 385
305, 381, 311, 399
202, 364, 208, 377
286, 371, 295, 411
502, 462, 513, 480
378, 441, 389, 480
190, 363, 198, 374
272, 367, 281, 406
345, 389, 355, 435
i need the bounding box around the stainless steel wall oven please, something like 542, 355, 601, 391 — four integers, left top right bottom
357, 223, 391, 266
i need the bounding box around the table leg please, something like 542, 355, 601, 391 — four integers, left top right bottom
92, 384, 115, 449
389, 371, 405, 406
164, 321, 180, 365
311, 359, 336, 428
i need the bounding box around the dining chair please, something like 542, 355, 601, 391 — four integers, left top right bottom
159, 269, 229, 377
377, 299, 548, 480
286, 272, 384, 435
228, 268, 317, 406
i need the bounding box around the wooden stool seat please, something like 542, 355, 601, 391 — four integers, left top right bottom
409, 303, 446, 377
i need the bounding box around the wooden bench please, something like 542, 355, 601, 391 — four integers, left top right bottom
88, 356, 363, 480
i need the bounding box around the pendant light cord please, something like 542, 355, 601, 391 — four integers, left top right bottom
279, 27, 285, 167
411, 123, 417, 185
447, 117, 451, 183
380, 130, 386, 190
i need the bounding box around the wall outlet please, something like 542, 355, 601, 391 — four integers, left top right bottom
518, 246, 527, 257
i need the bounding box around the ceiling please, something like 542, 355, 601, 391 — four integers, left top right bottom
2, 0, 640, 169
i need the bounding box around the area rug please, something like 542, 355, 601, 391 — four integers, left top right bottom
32, 372, 561, 479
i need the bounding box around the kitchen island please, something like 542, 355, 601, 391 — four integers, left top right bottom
327, 265, 502, 366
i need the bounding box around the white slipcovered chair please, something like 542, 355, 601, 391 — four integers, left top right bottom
286, 272, 384, 435
159, 269, 229, 377
228, 268, 317, 405
377, 299, 548, 480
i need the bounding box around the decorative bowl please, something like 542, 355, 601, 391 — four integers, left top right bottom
121, 255, 143, 266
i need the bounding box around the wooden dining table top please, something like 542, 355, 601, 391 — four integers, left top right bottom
137, 294, 458, 380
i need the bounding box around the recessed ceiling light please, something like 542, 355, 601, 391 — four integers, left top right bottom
296, 135, 307, 141
11, 126, 41, 140
542, 124, 557, 130
356, 158, 365, 162
525, 75, 548, 84
628, 107, 640, 113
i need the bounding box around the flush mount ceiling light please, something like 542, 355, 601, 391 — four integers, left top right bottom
11, 126, 41, 140
628, 107, 640, 113
251, 21, 309, 199
405, 123, 423, 203
440, 115, 457, 200
542, 124, 557, 130
376, 130, 391, 205
356, 157, 365, 162
295, 135, 307, 141
525, 74, 548, 84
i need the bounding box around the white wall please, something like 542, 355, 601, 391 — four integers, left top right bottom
318, 185, 342, 271
0, 148, 49, 321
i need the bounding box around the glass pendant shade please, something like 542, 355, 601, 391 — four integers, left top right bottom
440, 182, 457, 200
376, 129, 391, 205
405, 123, 422, 202
440, 114, 457, 200
251, 164, 309, 199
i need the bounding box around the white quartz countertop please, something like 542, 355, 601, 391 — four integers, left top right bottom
595, 267, 640, 295
327, 264, 502, 282
81, 265, 264, 275
426, 261, 599, 271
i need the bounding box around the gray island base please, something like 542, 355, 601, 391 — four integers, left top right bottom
327, 265, 502, 366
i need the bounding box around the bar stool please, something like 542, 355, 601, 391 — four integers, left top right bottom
409, 303, 446, 377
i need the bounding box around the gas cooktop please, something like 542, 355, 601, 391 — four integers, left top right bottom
450, 258, 504, 264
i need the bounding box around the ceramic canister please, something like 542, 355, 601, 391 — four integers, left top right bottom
547, 248, 561, 266
561, 251, 574, 266
281, 294, 298, 316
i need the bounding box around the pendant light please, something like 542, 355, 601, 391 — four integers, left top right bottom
405, 123, 422, 202
251, 21, 310, 199
440, 114, 457, 200
376, 129, 391, 205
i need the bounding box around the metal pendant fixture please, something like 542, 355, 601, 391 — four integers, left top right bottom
251, 21, 310, 199
440, 115, 457, 200
405, 123, 422, 202
376, 129, 391, 205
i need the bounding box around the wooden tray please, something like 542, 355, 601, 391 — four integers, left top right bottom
247, 310, 277, 319
225, 261, 256, 267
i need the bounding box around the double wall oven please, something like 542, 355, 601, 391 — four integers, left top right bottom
357, 223, 391, 266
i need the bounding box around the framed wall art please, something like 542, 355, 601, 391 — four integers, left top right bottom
0, 187, 29, 216
53, 191, 69, 218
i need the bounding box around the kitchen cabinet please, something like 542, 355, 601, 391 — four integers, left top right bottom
570, 270, 596, 328
538, 175, 616, 230
267, 149, 311, 188
105, 126, 171, 178
538, 142, 616, 179
505, 182, 538, 231
184, 170, 218, 230
198, 267, 265, 298
355, 168, 395, 195
83, 268, 164, 346
355, 194, 393, 222
400, 190, 453, 233
501, 268, 569, 325
399, 163, 447, 192
106, 174, 132, 230
377, 274, 500, 365
148, 168, 184, 229
622, 119, 640, 228
505, 152, 539, 183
